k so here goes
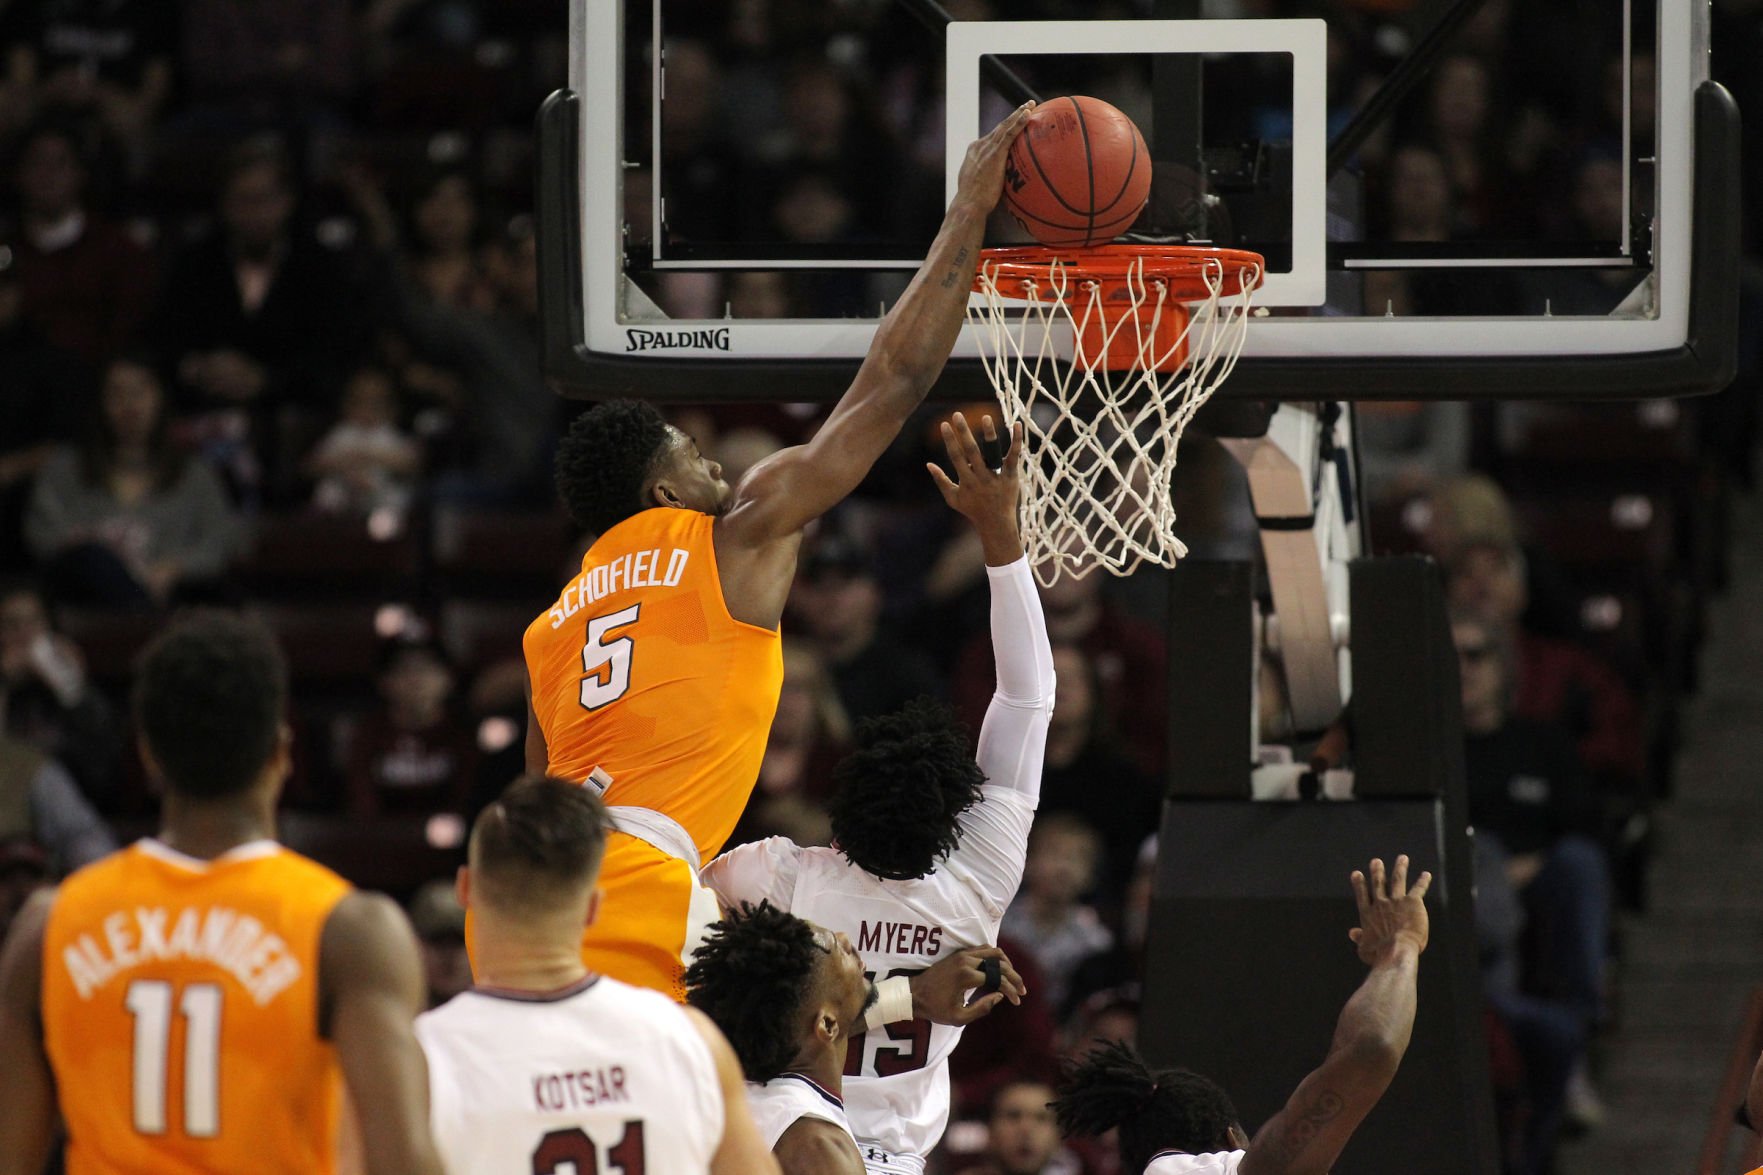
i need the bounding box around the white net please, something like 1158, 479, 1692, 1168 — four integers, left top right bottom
969, 250, 1263, 585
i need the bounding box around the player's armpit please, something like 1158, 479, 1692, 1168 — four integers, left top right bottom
773, 1117, 867, 1175
683, 1007, 782, 1175
320, 891, 445, 1175
0, 888, 57, 1175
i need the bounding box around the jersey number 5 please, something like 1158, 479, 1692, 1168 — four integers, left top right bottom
579, 604, 640, 711
532, 1121, 646, 1174
125, 979, 222, 1138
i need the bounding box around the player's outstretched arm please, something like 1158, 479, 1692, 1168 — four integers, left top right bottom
934, 412, 1056, 911
718, 104, 1034, 547
1239, 856, 1430, 1175
683, 1007, 784, 1175
321, 891, 446, 1175
0, 889, 56, 1175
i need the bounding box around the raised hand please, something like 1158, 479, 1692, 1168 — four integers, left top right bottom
910, 945, 1027, 1026
927, 412, 1024, 566
954, 101, 1036, 213
1348, 855, 1431, 967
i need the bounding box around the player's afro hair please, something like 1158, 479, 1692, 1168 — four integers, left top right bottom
1052, 1041, 1241, 1170
684, 901, 825, 1082
554, 399, 672, 535
828, 697, 985, 881
133, 611, 288, 802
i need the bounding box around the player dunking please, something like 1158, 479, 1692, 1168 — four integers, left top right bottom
0, 613, 442, 1175
701, 411, 1053, 1175
416, 776, 779, 1175
523, 102, 1035, 998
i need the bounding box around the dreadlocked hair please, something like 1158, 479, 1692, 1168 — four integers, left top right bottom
554, 399, 672, 535
828, 697, 984, 881
683, 901, 824, 1082
1053, 1040, 1240, 1171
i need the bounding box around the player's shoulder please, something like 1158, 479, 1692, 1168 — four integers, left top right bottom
1145, 1149, 1245, 1174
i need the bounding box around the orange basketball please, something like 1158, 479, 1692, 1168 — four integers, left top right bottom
1003, 96, 1152, 249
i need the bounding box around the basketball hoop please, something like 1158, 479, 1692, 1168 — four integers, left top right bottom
969, 244, 1264, 584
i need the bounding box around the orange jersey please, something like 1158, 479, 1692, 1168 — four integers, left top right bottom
41, 839, 352, 1175
525, 507, 784, 861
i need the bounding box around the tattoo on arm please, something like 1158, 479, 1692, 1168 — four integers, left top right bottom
1258, 1089, 1345, 1165
940, 245, 971, 289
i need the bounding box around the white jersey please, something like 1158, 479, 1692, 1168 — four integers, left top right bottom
703, 557, 1054, 1175
416, 975, 722, 1175
1145, 1150, 1245, 1174
747, 1073, 854, 1150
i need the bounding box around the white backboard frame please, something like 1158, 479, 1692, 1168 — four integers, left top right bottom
570, 4, 1705, 365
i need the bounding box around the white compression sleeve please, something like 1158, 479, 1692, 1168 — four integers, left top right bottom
973, 557, 1056, 798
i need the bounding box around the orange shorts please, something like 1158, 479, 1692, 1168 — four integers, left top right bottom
577, 831, 723, 1002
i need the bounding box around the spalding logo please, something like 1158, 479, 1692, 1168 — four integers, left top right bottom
625, 327, 732, 353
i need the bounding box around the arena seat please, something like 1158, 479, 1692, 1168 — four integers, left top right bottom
237, 511, 424, 599
431, 506, 573, 598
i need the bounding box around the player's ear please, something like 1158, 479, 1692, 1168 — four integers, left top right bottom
649, 476, 685, 509
817, 1005, 840, 1045
1228, 1123, 1250, 1150
454, 865, 471, 910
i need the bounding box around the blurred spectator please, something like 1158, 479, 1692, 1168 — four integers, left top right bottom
385, 215, 556, 504
0, 580, 121, 806
1038, 645, 1159, 901
0, 1, 173, 146
405, 168, 496, 312
955, 1081, 1084, 1175
305, 365, 421, 517
408, 876, 472, 1009
0, 250, 82, 570
1002, 813, 1115, 1013
796, 532, 943, 725
6, 119, 154, 365
156, 136, 361, 487
1448, 537, 1646, 796
177, 0, 353, 131
25, 356, 242, 608
956, 562, 1168, 777
1065, 834, 1158, 1020
729, 640, 844, 847
1452, 608, 1610, 1149
341, 160, 496, 314
1517, 149, 1639, 316
0, 734, 114, 875
344, 638, 477, 817
0, 834, 50, 943
658, 39, 740, 241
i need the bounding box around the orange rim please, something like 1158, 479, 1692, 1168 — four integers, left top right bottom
974, 244, 1265, 302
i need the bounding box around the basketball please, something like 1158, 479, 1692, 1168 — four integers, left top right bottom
1002, 95, 1152, 249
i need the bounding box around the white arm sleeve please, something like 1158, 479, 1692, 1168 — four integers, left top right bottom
950, 556, 1056, 914
699, 836, 802, 912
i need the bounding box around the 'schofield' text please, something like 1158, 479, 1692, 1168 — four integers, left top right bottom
61, 906, 301, 1005
549, 548, 689, 629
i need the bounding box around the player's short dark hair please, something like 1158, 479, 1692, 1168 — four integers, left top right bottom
1053, 1041, 1240, 1170
470, 776, 611, 913
554, 399, 673, 535
684, 901, 825, 1082
828, 697, 985, 881
133, 611, 288, 801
